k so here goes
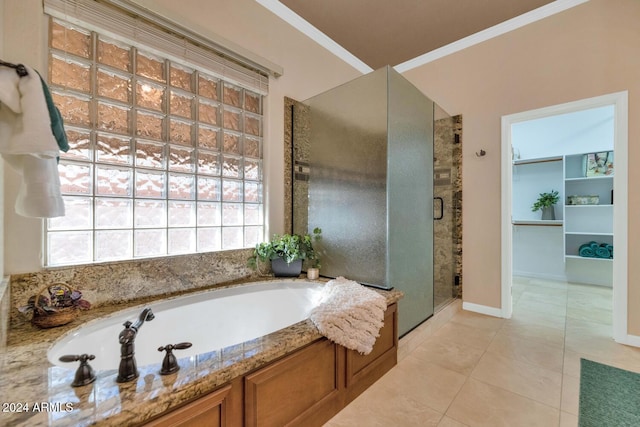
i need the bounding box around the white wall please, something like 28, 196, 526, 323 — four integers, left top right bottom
512, 105, 614, 161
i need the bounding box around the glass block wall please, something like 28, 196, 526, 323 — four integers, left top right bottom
47, 18, 264, 266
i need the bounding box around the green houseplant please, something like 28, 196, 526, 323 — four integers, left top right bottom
250, 228, 322, 277
531, 190, 559, 220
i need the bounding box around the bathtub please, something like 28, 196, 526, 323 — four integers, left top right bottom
48, 280, 325, 371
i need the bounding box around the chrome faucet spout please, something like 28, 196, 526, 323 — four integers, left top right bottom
116, 308, 154, 383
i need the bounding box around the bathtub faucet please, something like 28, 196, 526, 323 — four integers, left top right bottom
116, 308, 155, 383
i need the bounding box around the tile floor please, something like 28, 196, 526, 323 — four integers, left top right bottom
325, 277, 640, 426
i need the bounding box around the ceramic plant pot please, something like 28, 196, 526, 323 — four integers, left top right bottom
271, 258, 302, 277
541, 205, 556, 220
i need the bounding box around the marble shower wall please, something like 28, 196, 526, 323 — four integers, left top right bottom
434, 115, 463, 308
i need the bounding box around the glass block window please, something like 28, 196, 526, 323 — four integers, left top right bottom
47, 18, 264, 266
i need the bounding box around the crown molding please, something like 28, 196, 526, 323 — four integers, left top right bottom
394, 0, 590, 73
255, 0, 374, 74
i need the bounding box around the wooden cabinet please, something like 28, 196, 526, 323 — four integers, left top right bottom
146, 383, 235, 427
147, 302, 398, 427
345, 302, 397, 403
245, 339, 343, 427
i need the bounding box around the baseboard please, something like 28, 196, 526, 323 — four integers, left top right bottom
462, 301, 504, 318
618, 334, 640, 348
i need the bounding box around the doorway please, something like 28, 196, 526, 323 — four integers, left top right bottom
501, 91, 630, 345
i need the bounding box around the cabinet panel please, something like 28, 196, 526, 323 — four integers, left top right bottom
145, 384, 232, 427
345, 303, 397, 402
244, 339, 342, 427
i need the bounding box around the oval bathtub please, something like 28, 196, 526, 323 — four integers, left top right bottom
48, 280, 325, 370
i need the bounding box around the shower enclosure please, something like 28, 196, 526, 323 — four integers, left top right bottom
290, 67, 460, 336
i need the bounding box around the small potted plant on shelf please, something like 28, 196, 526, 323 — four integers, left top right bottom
249, 228, 322, 277
531, 190, 559, 220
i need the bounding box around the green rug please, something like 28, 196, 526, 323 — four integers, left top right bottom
579, 358, 640, 427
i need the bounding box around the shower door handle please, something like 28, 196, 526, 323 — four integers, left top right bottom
434, 197, 444, 220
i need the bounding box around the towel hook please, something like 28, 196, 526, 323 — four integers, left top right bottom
475, 149, 486, 157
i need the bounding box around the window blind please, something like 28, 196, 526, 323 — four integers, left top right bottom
44, 0, 278, 95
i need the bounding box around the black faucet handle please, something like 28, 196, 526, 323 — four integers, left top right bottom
59, 354, 96, 387
158, 342, 192, 375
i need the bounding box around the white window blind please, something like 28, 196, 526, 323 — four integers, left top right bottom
43, 0, 279, 95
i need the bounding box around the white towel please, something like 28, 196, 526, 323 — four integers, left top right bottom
0, 66, 64, 218
310, 277, 387, 355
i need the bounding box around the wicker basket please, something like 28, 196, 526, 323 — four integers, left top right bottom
31, 282, 79, 329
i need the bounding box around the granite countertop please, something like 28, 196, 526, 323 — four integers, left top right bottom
0, 278, 403, 426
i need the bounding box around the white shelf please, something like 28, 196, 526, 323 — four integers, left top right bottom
565, 204, 613, 207
566, 255, 613, 262
565, 231, 613, 236
565, 175, 614, 182
513, 156, 563, 165
512, 220, 563, 226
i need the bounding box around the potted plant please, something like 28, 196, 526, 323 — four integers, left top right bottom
531, 190, 559, 220
250, 228, 322, 277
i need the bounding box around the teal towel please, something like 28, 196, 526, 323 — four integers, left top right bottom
36, 71, 69, 153
595, 246, 611, 258
579, 244, 596, 257
602, 244, 613, 259
589, 241, 599, 249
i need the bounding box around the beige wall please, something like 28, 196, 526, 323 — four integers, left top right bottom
403, 0, 640, 334
1, 0, 361, 273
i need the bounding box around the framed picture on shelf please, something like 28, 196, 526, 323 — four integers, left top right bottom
584, 151, 614, 177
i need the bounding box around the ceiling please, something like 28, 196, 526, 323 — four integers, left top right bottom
274, 0, 557, 70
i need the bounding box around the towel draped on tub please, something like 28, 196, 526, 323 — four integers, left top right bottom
310, 276, 387, 355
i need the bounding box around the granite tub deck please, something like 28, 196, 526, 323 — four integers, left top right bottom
0, 278, 402, 426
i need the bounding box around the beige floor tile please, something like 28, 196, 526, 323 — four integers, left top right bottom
324, 377, 444, 427
566, 305, 612, 325
446, 378, 560, 427
518, 289, 568, 307
471, 352, 562, 408
438, 416, 470, 427
567, 282, 613, 297
560, 374, 580, 415
567, 288, 612, 310
564, 320, 640, 366
560, 411, 579, 427
499, 317, 566, 349
509, 306, 567, 330
411, 335, 486, 376
449, 310, 505, 332
399, 321, 434, 361
377, 355, 467, 413
487, 331, 565, 373
514, 296, 567, 317
432, 321, 498, 351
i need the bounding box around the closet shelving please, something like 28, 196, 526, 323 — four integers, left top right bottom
513, 151, 614, 263
563, 153, 613, 262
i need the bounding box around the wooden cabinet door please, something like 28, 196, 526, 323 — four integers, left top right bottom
244, 339, 344, 427
345, 302, 398, 402
145, 384, 232, 427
